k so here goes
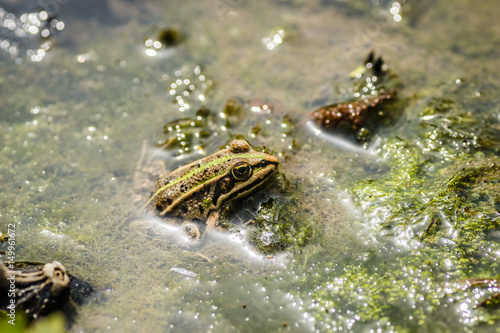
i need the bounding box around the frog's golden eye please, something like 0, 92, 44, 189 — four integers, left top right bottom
231, 162, 252, 180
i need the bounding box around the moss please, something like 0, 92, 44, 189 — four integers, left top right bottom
305, 87, 500, 331
247, 197, 314, 253
0, 311, 66, 333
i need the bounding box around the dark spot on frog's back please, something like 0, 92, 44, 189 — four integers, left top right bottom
180, 182, 189, 193
160, 177, 174, 187
156, 196, 173, 210
156, 200, 165, 210
203, 184, 211, 195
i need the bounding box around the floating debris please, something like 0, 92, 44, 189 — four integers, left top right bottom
144, 26, 184, 56
157, 27, 184, 47
312, 51, 402, 142
170, 267, 197, 278
312, 89, 396, 135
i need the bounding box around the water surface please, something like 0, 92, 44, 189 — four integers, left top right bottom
1, 0, 499, 332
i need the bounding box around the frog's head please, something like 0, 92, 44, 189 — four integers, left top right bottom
210, 140, 279, 209
151, 139, 279, 219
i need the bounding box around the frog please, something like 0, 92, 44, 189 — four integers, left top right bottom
137, 139, 279, 240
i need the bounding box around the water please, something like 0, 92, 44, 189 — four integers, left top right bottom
1, 0, 499, 332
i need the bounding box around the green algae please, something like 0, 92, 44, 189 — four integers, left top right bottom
157, 106, 214, 154
352, 94, 500, 249
247, 196, 314, 253
299, 250, 497, 332
216, 171, 315, 253
0, 312, 66, 333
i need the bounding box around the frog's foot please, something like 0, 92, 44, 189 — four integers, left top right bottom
181, 221, 203, 241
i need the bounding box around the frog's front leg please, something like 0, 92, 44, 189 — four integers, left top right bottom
206, 210, 221, 230
181, 211, 221, 241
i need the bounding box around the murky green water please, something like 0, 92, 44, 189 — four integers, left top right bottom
1, 0, 499, 332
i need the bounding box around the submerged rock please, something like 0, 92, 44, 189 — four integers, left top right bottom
312, 51, 402, 143
312, 89, 397, 140
0, 261, 95, 323
157, 27, 184, 47
0, 261, 70, 321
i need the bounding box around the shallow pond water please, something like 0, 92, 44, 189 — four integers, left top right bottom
1, 0, 499, 332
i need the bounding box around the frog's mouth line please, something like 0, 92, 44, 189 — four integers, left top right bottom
214, 162, 279, 209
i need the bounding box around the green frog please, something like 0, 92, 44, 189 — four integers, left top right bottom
142, 139, 279, 239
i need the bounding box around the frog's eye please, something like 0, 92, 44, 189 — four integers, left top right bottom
231, 162, 252, 181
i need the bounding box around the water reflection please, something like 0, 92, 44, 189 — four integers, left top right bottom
306, 120, 378, 155
133, 214, 290, 264
0, 6, 64, 62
